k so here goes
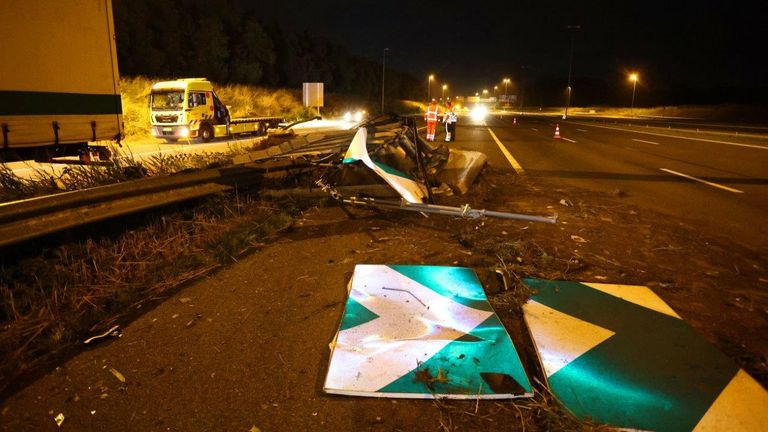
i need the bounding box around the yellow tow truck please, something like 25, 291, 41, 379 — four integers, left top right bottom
149, 78, 282, 143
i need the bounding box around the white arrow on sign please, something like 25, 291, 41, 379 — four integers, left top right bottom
325, 265, 492, 394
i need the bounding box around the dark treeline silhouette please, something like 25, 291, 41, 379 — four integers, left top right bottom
113, 0, 421, 104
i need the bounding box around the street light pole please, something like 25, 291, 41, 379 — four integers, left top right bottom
428, 75, 434, 101
381, 48, 388, 114
564, 25, 581, 120
629, 73, 639, 116
503, 78, 510, 108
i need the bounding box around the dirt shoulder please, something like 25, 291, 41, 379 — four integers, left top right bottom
2, 168, 766, 431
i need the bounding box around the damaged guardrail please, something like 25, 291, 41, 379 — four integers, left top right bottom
0, 159, 308, 248
343, 196, 558, 223
316, 179, 557, 223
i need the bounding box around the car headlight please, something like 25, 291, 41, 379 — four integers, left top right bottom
470, 106, 488, 121
354, 111, 363, 122
343, 112, 352, 122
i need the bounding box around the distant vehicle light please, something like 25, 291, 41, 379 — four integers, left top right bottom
344, 112, 352, 122
470, 105, 488, 121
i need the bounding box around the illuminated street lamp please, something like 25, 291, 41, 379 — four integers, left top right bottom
629, 73, 639, 116
493, 85, 498, 96
428, 74, 434, 101
482, 89, 488, 97
503, 78, 510, 97
381, 48, 388, 113
564, 24, 581, 119
442, 84, 447, 100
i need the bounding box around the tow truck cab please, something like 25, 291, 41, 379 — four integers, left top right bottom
149, 78, 229, 142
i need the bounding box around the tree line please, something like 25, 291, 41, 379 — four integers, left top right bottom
113, 0, 421, 103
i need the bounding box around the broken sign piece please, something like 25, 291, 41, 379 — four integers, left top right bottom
343, 127, 428, 203
324, 264, 532, 399
570, 235, 587, 243
54, 413, 65, 427
522, 279, 768, 431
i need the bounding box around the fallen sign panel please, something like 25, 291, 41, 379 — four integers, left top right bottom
523, 279, 768, 431
324, 265, 533, 399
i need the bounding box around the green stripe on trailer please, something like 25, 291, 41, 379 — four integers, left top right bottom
0, 91, 122, 116
523, 279, 768, 431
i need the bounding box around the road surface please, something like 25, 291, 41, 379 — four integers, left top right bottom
442, 113, 768, 251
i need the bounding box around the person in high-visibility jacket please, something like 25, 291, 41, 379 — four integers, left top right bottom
424, 98, 440, 141
443, 102, 457, 142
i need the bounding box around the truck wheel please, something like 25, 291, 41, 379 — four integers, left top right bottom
200, 124, 214, 142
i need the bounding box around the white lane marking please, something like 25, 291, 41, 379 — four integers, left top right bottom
531, 128, 539, 131
487, 128, 525, 174
576, 129, 588, 132
571, 121, 768, 150
560, 137, 577, 143
660, 168, 744, 194
632, 138, 660, 145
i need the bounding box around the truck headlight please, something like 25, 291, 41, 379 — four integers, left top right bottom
179, 126, 190, 137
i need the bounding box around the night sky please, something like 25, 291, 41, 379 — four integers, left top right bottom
258, 0, 765, 105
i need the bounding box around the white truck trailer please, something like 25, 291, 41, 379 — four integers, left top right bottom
149, 79, 283, 143
0, 0, 122, 162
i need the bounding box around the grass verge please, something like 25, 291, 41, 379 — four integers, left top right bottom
0, 192, 294, 399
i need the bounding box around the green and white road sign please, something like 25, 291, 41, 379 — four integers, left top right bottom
324, 265, 532, 399
523, 279, 768, 431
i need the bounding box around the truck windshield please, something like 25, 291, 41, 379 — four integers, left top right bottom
150, 91, 185, 110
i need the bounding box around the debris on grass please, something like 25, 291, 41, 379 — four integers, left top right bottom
83, 325, 121, 345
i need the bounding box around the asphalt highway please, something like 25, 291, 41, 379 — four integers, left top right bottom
445, 113, 768, 251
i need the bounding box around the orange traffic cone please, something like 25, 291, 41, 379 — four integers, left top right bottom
554, 124, 561, 139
